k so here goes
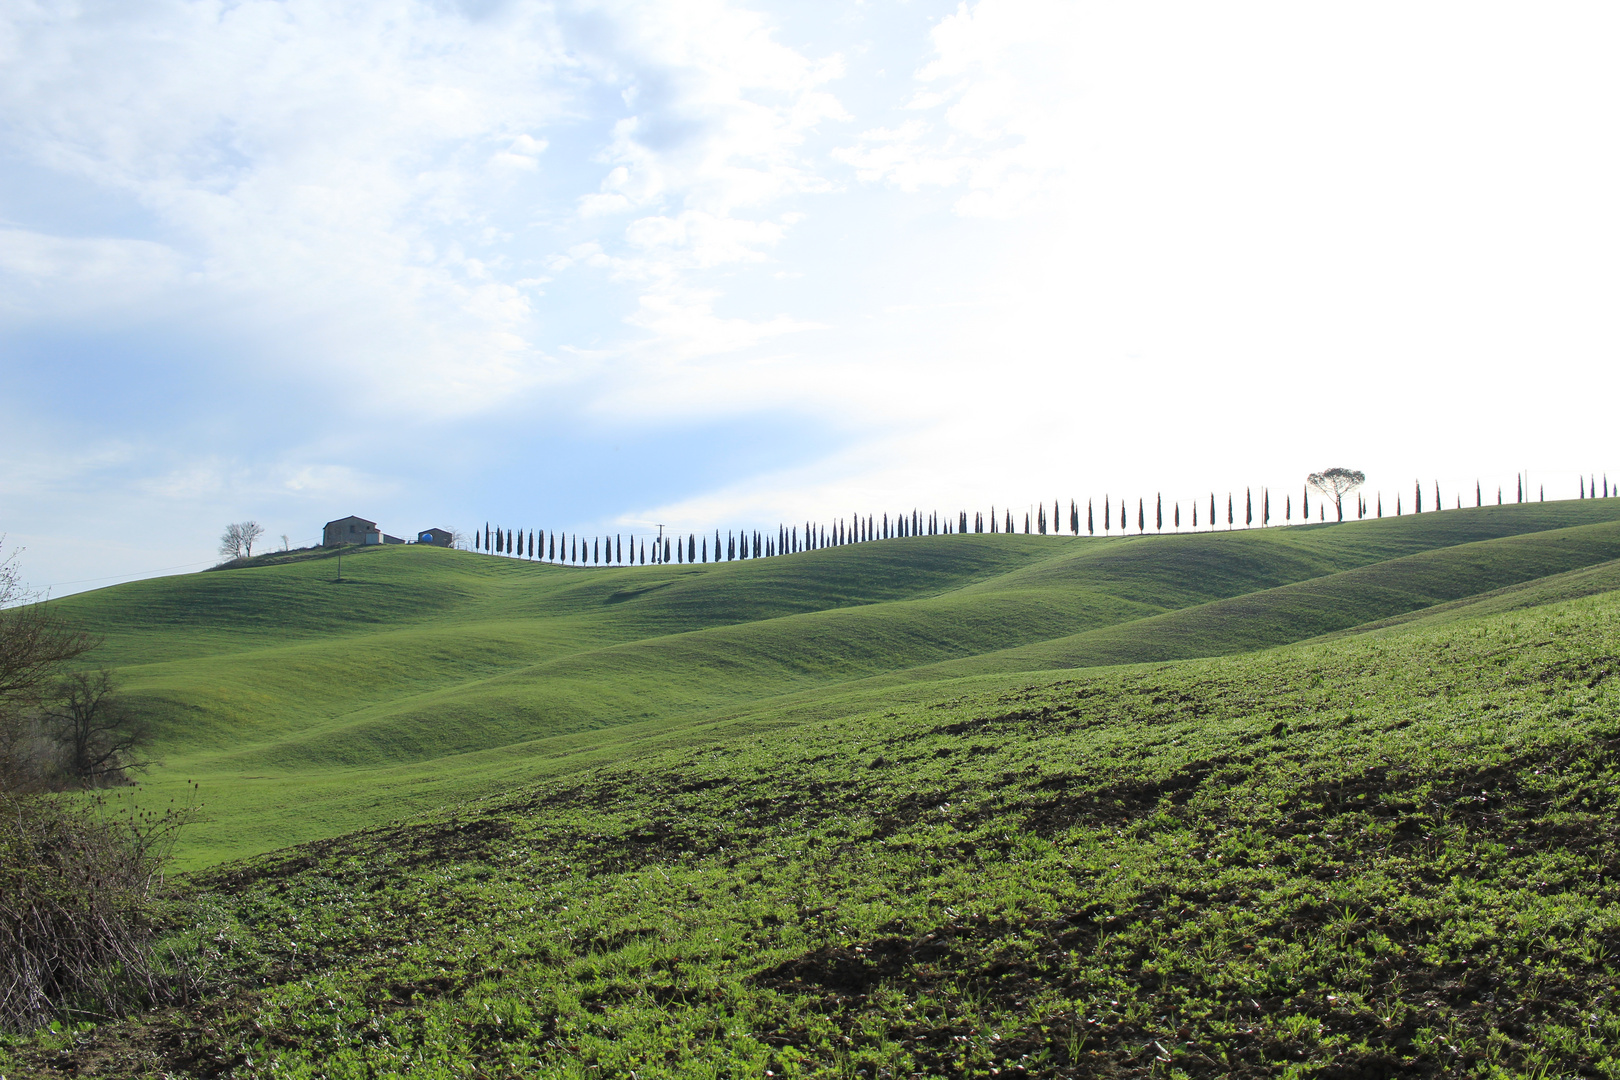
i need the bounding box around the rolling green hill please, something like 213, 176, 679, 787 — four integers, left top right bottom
47, 499, 1620, 867
12, 531, 1620, 1078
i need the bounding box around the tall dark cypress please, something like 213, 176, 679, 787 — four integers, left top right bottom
1245, 489, 1252, 528
1581, 476, 1587, 499
1087, 499, 1094, 535
1263, 488, 1270, 525
1156, 494, 1163, 532
1414, 480, 1422, 514
716, 530, 722, 560
1476, 480, 1482, 507
1227, 494, 1233, 529
1174, 501, 1180, 529
665, 537, 671, 563
689, 534, 695, 563
1137, 500, 1144, 533
1434, 481, 1440, 511
1517, 475, 1523, 503
1209, 493, 1216, 531
702, 536, 708, 563
1376, 493, 1381, 518
1286, 494, 1292, 521
1103, 498, 1110, 532
1302, 487, 1309, 520
1194, 502, 1199, 528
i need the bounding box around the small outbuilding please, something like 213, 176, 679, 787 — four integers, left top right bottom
417, 528, 454, 547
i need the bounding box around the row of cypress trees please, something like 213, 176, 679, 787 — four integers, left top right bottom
470, 474, 1613, 565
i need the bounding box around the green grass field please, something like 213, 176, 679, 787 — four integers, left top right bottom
46, 500, 1620, 869
8, 499, 1620, 1077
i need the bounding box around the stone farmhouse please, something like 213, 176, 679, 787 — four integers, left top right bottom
322, 516, 453, 548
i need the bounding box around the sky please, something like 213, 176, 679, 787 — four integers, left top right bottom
3, 0, 1617, 596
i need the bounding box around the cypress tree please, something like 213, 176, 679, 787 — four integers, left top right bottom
639, 540, 645, 565
1434, 481, 1440, 511
1226, 494, 1233, 529
702, 536, 708, 563
1008, 509, 1015, 533
1054, 500, 1060, 535
549, 533, 556, 560
1476, 480, 1482, 507
1087, 499, 1094, 535
1156, 494, 1163, 532
1264, 488, 1271, 525
1516, 475, 1522, 503
1396, 495, 1402, 515
1302, 487, 1309, 519
1376, 493, 1381, 517
1024, 512, 1030, 534
1581, 476, 1586, 499
1174, 501, 1180, 529
1209, 493, 1216, 531
1193, 502, 1199, 528
1497, 487, 1502, 505
665, 537, 671, 563
594, 538, 600, 564
1103, 498, 1110, 533
1286, 494, 1291, 521
1245, 488, 1252, 528
484, 523, 490, 551
1137, 499, 1144, 533
690, 534, 696, 562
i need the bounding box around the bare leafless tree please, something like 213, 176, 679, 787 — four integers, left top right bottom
43, 670, 152, 786
1307, 468, 1367, 522
0, 549, 97, 709
218, 521, 266, 559
219, 523, 245, 560
0, 544, 98, 789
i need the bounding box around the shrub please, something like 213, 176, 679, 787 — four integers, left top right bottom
0, 791, 195, 1034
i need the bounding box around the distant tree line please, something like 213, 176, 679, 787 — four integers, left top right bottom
464, 472, 1612, 567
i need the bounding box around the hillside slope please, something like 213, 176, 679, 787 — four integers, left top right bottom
13, 570, 1620, 1078
47, 499, 1620, 866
